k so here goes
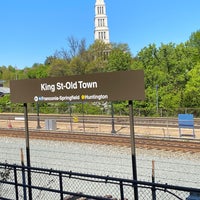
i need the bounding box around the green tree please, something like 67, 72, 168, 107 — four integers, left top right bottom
186, 30, 200, 62
106, 43, 132, 72
86, 40, 111, 73
182, 63, 200, 107
48, 59, 71, 77
69, 57, 87, 75
26, 64, 49, 79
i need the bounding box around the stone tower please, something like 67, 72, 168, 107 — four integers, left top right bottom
94, 0, 110, 43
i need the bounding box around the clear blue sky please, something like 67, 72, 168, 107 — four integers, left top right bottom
0, 0, 200, 69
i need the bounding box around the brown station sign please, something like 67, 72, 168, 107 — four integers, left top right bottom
10, 70, 145, 103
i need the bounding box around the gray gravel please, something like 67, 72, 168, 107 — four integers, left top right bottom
0, 137, 200, 189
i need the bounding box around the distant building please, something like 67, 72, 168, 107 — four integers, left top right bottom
0, 80, 10, 96
94, 0, 110, 43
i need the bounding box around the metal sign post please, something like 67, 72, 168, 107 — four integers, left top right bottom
129, 100, 138, 200
69, 102, 73, 132
111, 102, 116, 134
36, 101, 41, 129
24, 103, 32, 200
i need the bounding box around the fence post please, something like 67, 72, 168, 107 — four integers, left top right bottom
152, 160, 156, 200
13, 166, 19, 200
59, 172, 64, 200
120, 180, 125, 200
111, 102, 116, 134
82, 102, 85, 133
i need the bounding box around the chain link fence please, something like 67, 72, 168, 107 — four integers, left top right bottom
0, 163, 200, 200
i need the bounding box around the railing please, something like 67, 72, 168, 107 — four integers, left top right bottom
1, 114, 200, 139
0, 163, 200, 200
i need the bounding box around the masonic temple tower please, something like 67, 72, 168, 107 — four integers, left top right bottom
94, 0, 110, 43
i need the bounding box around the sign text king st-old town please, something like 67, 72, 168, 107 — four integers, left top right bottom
40, 81, 98, 93
10, 70, 145, 103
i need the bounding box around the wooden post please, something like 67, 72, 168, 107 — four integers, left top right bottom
152, 160, 156, 200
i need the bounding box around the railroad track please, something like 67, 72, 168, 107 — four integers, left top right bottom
1, 128, 200, 153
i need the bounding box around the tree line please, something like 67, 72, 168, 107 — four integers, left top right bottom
1, 31, 200, 116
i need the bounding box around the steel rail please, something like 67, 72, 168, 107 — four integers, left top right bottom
1, 128, 200, 153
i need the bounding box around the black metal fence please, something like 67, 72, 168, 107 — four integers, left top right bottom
2, 103, 200, 118
0, 163, 200, 200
